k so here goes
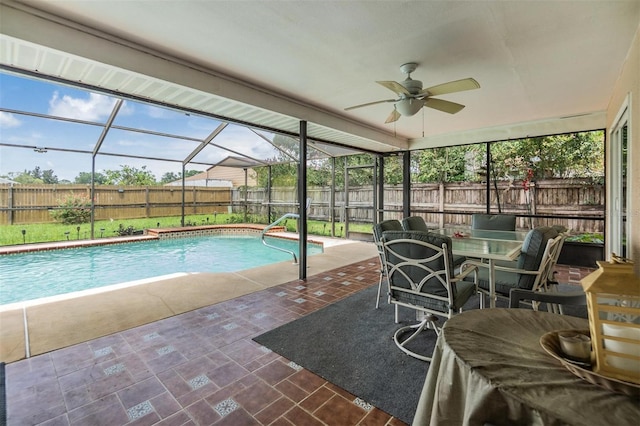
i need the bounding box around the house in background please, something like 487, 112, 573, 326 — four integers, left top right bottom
164, 156, 259, 188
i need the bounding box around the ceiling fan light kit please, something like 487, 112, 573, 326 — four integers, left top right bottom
345, 63, 480, 123
395, 98, 424, 117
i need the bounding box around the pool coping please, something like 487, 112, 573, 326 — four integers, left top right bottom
0, 224, 323, 255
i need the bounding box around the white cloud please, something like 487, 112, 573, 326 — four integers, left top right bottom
48, 91, 118, 121
0, 111, 21, 128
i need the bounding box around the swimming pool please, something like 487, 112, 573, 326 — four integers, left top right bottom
0, 235, 322, 305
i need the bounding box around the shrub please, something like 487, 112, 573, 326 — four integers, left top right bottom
565, 233, 604, 244
50, 193, 91, 224
115, 224, 135, 236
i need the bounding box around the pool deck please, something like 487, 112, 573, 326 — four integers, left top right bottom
0, 233, 377, 363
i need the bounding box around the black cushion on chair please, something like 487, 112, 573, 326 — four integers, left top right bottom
475, 226, 559, 295
373, 219, 403, 242
401, 216, 429, 232
516, 226, 558, 289
471, 214, 516, 231
381, 230, 475, 312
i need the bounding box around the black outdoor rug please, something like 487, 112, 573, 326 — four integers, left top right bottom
253, 285, 435, 424
1, 362, 6, 426
253, 284, 586, 424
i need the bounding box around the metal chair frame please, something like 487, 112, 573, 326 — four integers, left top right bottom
372, 219, 402, 308
464, 232, 564, 309
382, 232, 477, 361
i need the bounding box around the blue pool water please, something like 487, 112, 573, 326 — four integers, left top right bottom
0, 235, 322, 305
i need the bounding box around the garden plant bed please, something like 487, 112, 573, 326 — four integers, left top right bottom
558, 241, 604, 268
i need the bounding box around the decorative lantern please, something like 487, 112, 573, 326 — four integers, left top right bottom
581, 259, 640, 384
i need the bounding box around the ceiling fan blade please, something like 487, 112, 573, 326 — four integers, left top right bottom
376, 80, 411, 96
421, 78, 480, 96
345, 99, 396, 111
384, 109, 401, 123
424, 98, 466, 114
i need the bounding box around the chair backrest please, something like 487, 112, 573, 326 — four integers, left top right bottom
372, 219, 403, 265
381, 230, 455, 302
516, 226, 561, 290
401, 216, 429, 232
373, 220, 403, 242
471, 214, 516, 231
547, 228, 567, 282
546, 225, 568, 283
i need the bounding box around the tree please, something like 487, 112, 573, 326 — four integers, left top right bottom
12, 172, 44, 184
339, 154, 377, 187
383, 155, 404, 185
307, 158, 332, 187
159, 170, 201, 184
160, 172, 180, 184
255, 163, 298, 187
10, 167, 59, 184
489, 131, 604, 182
74, 172, 107, 184
41, 169, 59, 184
104, 165, 157, 185
413, 145, 483, 183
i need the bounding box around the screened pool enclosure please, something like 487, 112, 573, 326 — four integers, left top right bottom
1, 70, 607, 255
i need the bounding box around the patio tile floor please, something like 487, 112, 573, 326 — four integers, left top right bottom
5, 262, 590, 425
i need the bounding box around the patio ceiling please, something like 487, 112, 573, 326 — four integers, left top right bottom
1, 0, 639, 154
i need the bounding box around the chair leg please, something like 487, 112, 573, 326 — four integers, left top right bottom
393, 314, 439, 362
375, 271, 383, 309
545, 284, 564, 315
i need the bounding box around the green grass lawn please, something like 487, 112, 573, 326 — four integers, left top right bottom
0, 214, 373, 246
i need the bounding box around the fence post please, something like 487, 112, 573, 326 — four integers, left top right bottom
145, 187, 150, 218
439, 183, 445, 228
530, 183, 536, 228
8, 185, 14, 225
192, 186, 197, 216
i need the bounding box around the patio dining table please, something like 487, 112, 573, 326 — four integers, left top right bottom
437, 228, 526, 308
435, 228, 529, 242
412, 309, 640, 425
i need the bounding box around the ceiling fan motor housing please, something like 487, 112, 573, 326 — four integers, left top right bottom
400, 78, 423, 95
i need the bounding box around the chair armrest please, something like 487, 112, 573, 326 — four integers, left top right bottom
509, 288, 586, 308
452, 263, 478, 282
460, 259, 486, 270
462, 259, 543, 277
493, 266, 539, 275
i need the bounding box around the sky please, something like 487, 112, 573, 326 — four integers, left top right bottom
0, 72, 286, 182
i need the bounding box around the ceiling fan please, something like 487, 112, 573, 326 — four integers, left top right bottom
345, 63, 480, 123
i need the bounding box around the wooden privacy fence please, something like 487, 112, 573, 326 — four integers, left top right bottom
236, 180, 605, 233
1, 180, 604, 233
0, 184, 231, 225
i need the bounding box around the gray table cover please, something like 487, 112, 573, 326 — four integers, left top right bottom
413, 309, 640, 426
